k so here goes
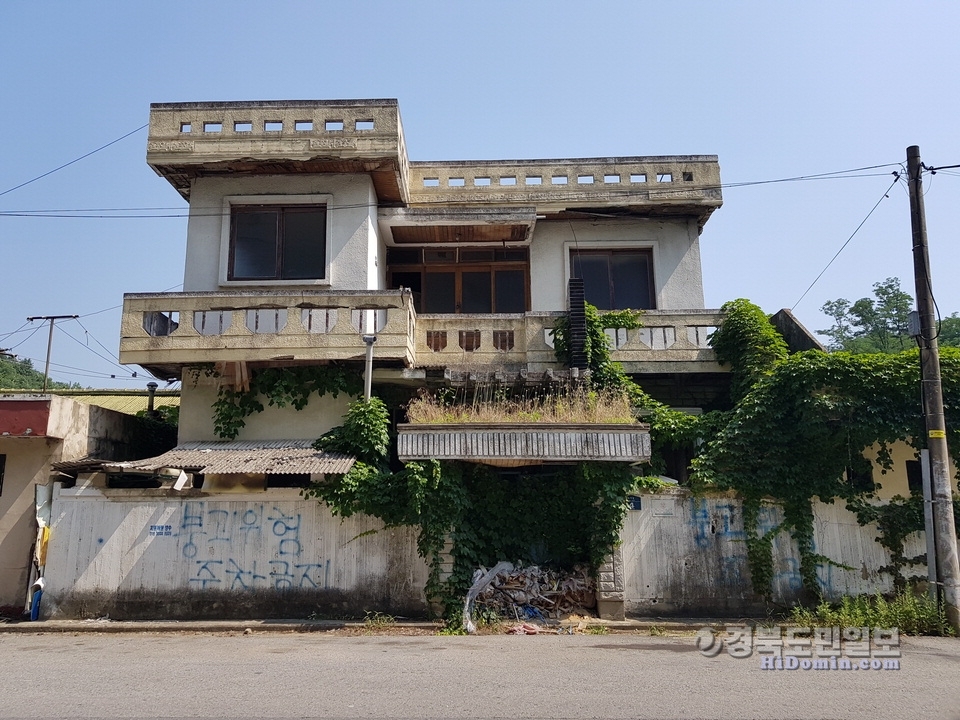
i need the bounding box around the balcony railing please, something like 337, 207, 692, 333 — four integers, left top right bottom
120, 293, 723, 377
119, 290, 417, 373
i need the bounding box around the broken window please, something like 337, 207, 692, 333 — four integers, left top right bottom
229, 205, 327, 281
570, 249, 655, 310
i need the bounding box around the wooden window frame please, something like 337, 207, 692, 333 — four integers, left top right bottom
570, 248, 656, 310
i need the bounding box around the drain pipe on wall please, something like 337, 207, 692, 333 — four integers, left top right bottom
363, 334, 377, 400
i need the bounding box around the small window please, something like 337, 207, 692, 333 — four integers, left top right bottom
423, 178, 440, 187
179, 122, 192, 133
604, 174, 620, 184
234, 121, 253, 132
630, 173, 647, 183
657, 172, 672, 183
294, 120, 313, 132
203, 122, 222, 133
499, 176, 517, 186
682, 171, 694, 182
449, 178, 465, 187
905, 460, 923, 496
474, 177, 491, 186
551, 176, 568, 185
577, 175, 594, 184
325, 120, 344, 131
525, 176, 542, 185
229, 205, 327, 281
355, 120, 375, 130
265, 121, 283, 132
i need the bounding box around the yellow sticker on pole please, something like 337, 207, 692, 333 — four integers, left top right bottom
928, 429, 947, 439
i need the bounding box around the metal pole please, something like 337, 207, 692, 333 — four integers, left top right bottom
362, 334, 377, 401
26, 315, 78, 393
907, 145, 960, 631
921, 449, 938, 600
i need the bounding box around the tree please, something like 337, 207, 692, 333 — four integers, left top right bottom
939, 313, 960, 348
819, 277, 914, 353
0, 356, 77, 390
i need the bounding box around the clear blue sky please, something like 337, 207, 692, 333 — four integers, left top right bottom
2, 1, 959, 389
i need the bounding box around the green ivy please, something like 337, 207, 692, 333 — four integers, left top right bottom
211, 365, 363, 439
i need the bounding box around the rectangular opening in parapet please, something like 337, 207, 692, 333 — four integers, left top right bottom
325, 120, 344, 131
604, 174, 620, 183
449, 178, 465, 187
355, 120, 375, 130
577, 175, 594, 184
203, 122, 222, 133
657, 172, 673, 183
499, 176, 517, 186
179, 122, 192, 133
552, 176, 568, 185
295, 120, 313, 132
525, 176, 542, 185
234, 121, 252, 132
630, 173, 647, 183
474, 177, 491, 186
265, 121, 283, 132
423, 178, 440, 187
683, 171, 694, 182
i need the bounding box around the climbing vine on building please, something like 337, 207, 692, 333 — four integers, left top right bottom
208, 365, 363, 439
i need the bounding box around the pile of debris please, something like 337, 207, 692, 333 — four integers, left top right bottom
463, 562, 596, 633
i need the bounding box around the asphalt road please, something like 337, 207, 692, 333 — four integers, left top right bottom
1, 631, 958, 719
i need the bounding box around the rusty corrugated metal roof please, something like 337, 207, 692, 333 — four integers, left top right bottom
120, 440, 354, 475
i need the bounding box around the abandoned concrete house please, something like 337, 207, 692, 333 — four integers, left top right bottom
35, 100, 921, 621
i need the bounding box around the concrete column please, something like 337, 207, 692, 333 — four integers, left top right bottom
596, 546, 625, 620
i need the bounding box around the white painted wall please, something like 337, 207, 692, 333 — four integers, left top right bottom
43, 486, 430, 619
178, 374, 354, 444
529, 218, 705, 312
183, 175, 380, 292
620, 492, 925, 616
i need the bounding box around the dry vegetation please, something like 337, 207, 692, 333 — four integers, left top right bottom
405, 390, 637, 425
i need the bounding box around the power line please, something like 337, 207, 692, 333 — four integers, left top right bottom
0, 124, 148, 198
0, 163, 904, 219
791, 173, 903, 311
72, 318, 130, 374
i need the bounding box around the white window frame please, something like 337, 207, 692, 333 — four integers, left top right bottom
219, 194, 334, 286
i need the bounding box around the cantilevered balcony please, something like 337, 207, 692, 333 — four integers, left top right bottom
120, 291, 724, 381
119, 290, 416, 379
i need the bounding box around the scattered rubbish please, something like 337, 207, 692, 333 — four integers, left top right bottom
243, 628, 253, 635
507, 622, 542, 635
463, 563, 596, 634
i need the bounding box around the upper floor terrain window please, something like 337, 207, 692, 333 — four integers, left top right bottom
229, 205, 327, 281
571, 248, 655, 310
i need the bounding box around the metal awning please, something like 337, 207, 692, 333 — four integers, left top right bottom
114, 440, 355, 475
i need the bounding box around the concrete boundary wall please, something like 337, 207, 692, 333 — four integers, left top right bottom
620, 492, 926, 616
43, 485, 429, 620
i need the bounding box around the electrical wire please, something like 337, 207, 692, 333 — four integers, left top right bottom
72, 318, 130, 374
792, 173, 903, 311
0, 320, 32, 345
0, 124, 148, 198
58, 325, 131, 375
6, 323, 44, 352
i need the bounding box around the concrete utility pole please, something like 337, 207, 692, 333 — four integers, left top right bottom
907, 145, 960, 631
25, 315, 78, 392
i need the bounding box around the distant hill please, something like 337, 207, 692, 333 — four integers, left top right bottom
0, 356, 77, 390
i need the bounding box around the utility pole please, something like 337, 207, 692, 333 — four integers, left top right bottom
25, 315, 78, 392
907, 145, 960, 631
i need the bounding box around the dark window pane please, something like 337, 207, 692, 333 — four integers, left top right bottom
232, 212, 277, 279
575, 253, 613, 310
424, 249, 456, 264
495, 269, 525, 312
424, 272, 456, 313
611, 253, 652, 309
461, 271, 492, 313
460, 249, 494, 263
387, 248, 421, 264
281, 209, 326, 279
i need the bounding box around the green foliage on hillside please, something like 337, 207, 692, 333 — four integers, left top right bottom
0, 356, 76, 390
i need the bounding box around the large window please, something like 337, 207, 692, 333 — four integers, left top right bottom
229, 205, 327, 281
387, 247, 529, 313
571, 249, 655, 310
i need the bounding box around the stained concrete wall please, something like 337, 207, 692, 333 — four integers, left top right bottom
178, 373, 353, 444
620, 492, 926, 616
529, 218, 705, 312
42, 485, 430, 620
0, 396, 156, 607
183, 174, 380, 293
